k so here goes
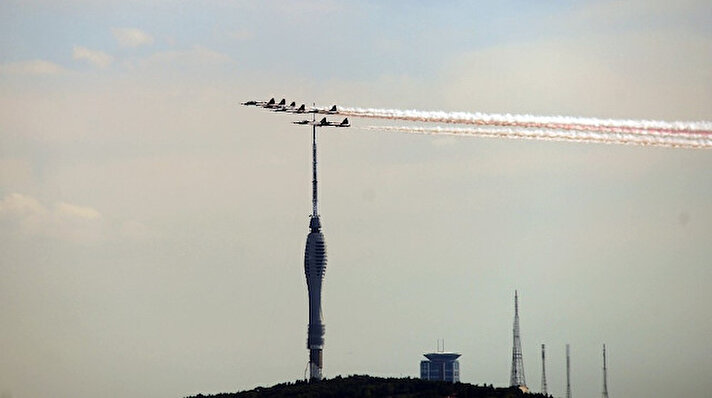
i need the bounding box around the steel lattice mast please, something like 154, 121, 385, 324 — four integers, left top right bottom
602, 344, 609, 398
510, 291, 527, 389
541, 344, 548, 395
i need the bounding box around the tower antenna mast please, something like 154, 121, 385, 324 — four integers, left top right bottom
510, 291, 527, 390
311, 109, 318, 216
541, 344, 548, 395
566, 344, 572, 398
602, 344, 609, 398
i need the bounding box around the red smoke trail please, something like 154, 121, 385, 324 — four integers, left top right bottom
361, 125, 712, 149
339, 107, 712, 138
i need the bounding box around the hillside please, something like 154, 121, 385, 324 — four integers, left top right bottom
187, 375, 550, 398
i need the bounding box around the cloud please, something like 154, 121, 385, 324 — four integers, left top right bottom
0, 193, 159, 244
0, 193, 101, 242
0, 193, 47, 219
0, 60, 65, 75
55, 202, 101, 220
112, 27, 154, 47
73, 45, 113, 68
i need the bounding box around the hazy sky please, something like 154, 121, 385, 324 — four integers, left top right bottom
1, 1, 711, 398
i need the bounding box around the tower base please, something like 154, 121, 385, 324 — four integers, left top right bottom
308, 348, 323, 381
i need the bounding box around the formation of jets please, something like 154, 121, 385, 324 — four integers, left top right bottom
241, 98, 347, 127
293, 117, 350, 127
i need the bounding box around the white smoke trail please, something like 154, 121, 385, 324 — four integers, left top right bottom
362, 125, 712, 149
339, 107, 712, 136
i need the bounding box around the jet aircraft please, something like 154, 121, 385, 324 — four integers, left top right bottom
317, 105, 338, 114
273, 101, 297, 112
241, 98, 275, 107
287, 104, 319, 114
293, 117, 350, 127
263, 98, 286, 109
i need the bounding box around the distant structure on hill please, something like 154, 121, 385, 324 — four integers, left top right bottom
510, 291, 528, 392
420, 342, 461, 383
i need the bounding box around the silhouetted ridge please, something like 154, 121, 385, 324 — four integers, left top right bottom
187, 375, 552, 398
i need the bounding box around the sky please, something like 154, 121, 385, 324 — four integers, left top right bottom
1, 1, 711, 397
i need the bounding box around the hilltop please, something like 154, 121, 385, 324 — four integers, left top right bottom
187, 375, 549, 398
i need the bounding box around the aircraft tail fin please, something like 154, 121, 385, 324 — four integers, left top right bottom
320, 117, 327, 124
289, 101, 296, 107
278, 98, 286, 106
341, 118, 349, 125
298, 104, 305, 111
330, 105, 337, 112
267, 98, 275, 105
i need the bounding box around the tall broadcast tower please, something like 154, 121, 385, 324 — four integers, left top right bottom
510, 291, 527, 391
304, 119, 327, 381
240, 98, 348, 381
602, 344, 609, 398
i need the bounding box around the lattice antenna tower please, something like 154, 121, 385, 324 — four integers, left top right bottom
510, 290, 527, 389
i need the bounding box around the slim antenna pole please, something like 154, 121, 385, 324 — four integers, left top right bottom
541, 344, 548, 395
311, 122, 318, 216
602, 344, 609, 398
566, 344, 571, 398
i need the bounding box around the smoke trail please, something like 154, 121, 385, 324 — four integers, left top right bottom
362, 125, 712, 149
339, 107, 712, 137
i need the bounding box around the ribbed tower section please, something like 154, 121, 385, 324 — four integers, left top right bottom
510, 290, 527, 390
304, 123, 327, 381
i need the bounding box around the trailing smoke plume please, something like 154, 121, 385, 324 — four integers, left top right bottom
339, 107, 712, 135
361, 126, 712, 149
334, 106, 712, 148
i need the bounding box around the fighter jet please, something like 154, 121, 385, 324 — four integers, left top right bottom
293, 117, 350, 127
317, 105, 338, 114
241, 98, 274, 107
263, 98, 286, 109
287, 104, 319, 114
273, 101, 297, 112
